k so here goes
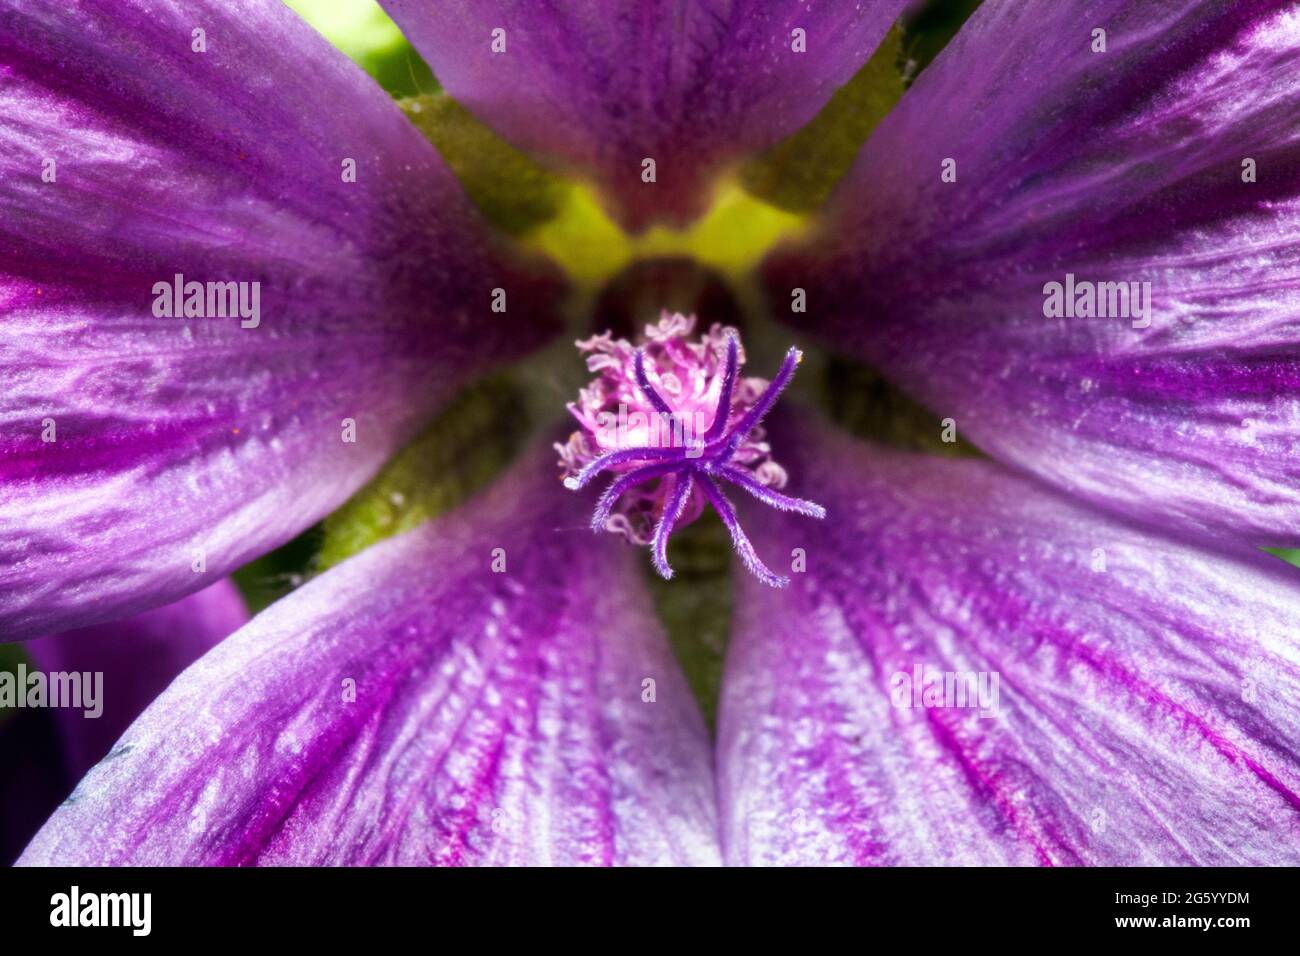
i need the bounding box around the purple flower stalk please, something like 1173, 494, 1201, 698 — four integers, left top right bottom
3, 0, 1300, 868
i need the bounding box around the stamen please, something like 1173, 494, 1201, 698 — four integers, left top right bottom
564, 444, 683, 491
701, 333, 740, 443
715, 464, 827, 519
695, 474, 789, 588
717, 346, 802, 460
633, 348, 680, 425
651, 473, 695, 579
557, 313, 823, 587
591, 462, 680, 532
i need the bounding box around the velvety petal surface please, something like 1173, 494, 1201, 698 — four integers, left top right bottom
25, 579, 247, 780
381, 0, 908, 229
767, 0, 1300, 550
718, 416, 1300, 865
19, 446, 719, 866
0, 0, 560, 639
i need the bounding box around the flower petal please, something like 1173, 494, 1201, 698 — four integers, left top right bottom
718, 416, 1300, 865
19, 446, 719, 866
380, 0, 909, 229
25, 580, 247, 780
767, 0, 1300, 550
0, 0, 561, 638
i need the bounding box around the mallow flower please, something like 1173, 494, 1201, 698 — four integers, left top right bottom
4, 0, 1300, 867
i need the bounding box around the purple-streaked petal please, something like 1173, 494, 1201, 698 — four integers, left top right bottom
719, 416, 1300, 865
25, 580, 247, 780
0, 0, 560, 638
3, 579, 246, 862
768, 0, 1300, 550
19, 446, 719, 866
380, 0, 909, 229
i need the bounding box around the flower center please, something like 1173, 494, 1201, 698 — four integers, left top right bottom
557, 312, 825, 588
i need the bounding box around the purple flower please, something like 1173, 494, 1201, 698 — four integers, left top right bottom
4, 0, 1300, 866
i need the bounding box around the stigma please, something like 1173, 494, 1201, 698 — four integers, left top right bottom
556, 312, 825, 588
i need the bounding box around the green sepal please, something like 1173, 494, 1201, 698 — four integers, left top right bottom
400, 95, 569, 236
901, 0, 985, 84
819, 357, 983, 457
318, 377, 532, 570
644, 516, 734, 731
284, 0, 436, 98
739, 26, 905, 214
0, 642, 31, 725
1265, 548, 1300, 569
